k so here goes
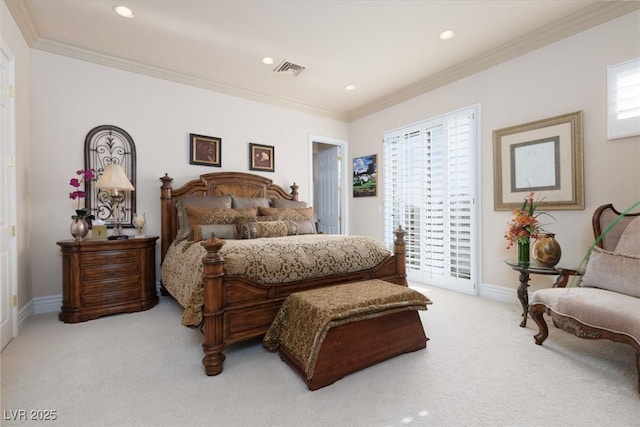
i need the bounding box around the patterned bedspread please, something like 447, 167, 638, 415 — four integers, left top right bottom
161, 235, 392, 326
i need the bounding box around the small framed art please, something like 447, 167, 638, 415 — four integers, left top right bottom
249, 143, 275, 172
190, 133, 221, 167
352, 154, 377, 197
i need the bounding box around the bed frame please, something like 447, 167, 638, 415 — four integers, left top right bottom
160, 171, 407, 376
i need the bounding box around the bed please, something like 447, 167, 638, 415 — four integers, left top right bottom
159, 171, 407, 376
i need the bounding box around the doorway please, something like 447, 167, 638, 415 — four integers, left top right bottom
1, 41, 17, 351
309, 135, 348, 235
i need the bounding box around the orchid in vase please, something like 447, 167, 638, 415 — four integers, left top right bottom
69, 168, 96, 223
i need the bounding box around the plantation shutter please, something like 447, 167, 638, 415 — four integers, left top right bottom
607, 58, 640, 139
383, 107, 476, 293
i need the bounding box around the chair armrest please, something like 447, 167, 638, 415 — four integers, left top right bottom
553, 268, 580, 288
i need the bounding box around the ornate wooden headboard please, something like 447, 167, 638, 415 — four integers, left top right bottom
159, 172, 299, 261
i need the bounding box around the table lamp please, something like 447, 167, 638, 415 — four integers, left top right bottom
95, 164, 135, 240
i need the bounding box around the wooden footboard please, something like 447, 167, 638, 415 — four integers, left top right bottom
200, 227, 407, 376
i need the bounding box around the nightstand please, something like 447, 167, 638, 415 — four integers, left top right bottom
57, 236, 159, 323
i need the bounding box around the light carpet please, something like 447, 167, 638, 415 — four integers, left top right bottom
1, 283, 638, 427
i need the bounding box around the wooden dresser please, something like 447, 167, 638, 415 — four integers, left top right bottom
57, 236, 159, 323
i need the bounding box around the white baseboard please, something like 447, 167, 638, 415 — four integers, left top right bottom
480, 282, 528, 306
17, 300, 34, 332
33, 294, 62, 315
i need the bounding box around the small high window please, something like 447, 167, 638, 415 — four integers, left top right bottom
607, 58, 640, 140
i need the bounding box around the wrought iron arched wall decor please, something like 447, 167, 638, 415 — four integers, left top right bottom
84, 125, 137, 229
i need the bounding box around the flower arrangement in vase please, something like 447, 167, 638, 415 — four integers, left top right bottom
504, 192, 554, 266
69, 168, 95, 241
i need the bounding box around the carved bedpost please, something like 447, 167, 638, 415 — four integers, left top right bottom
393, 225, 407, 286
160, 174, 174, 263
290, 182, 299, 201
201, 237, 226, 376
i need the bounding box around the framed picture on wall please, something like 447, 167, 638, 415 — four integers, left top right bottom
190, 133, 222, 167
249, 143, 275, 172
493, 111, 584, 211
353, 154, 377, 197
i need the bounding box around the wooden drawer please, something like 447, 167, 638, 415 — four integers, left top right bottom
81, 249, 138, 266
82, 261, 140, 280
81, 277, 141, 306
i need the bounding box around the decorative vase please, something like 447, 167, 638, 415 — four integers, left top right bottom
517, 238, 530, 266
532, 233, 561, 267
70, 218, 89, 242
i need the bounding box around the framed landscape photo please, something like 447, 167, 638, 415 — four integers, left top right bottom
493, 111, 584, 211
190, 133, 221, 167
249, 143, 275, 172
352, 154, 377, 197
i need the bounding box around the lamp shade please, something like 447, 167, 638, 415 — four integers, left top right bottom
95, 164, 135, 191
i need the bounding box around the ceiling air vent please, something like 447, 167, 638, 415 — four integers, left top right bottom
273, 60, 305, 77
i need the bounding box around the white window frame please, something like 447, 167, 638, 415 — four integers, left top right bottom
607, 58, 640, 140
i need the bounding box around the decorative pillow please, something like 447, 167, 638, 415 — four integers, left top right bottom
198, 224, 237, 240
271, 199, 308, 208
175, 196, 232, 241
289, 220, 317, 235
580, 247, 640, 298
615, 216, 640, 256
185, 206, 257, 241
231, 195, 271, 209
258, 207, 314, 221
235, 215, 283, 237
238, 220, 293, 239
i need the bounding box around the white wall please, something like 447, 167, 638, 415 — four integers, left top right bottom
349, 11, 640, 293
30, 51, 348, 298
18, 9, 640, 303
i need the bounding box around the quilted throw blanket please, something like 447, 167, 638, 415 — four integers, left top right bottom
161, 235, 392, 326
263, 280, 432, 381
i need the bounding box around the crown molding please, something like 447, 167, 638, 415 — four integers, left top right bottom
31, 37, 349, 121
6, 0, 638, 123
5, 0, 41, 46
347, 1, 640, 121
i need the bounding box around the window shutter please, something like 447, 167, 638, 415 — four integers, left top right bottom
607, 58, 640, 139
383, 107, 476, 291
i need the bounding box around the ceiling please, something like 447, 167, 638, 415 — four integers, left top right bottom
6, 1, 640, 121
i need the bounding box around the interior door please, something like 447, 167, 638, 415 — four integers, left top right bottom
0, 44, 16, 351
315, 145, 341, 234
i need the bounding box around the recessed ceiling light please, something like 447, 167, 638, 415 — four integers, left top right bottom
113, 5, 135, 18
344, 84, 356, 91
439, 29, 455, 40
261, 57, 275, 65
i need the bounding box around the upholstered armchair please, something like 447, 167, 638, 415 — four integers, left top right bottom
529, 203, 640, 393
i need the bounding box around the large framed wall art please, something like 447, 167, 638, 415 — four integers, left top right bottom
493, 111, 584, 211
